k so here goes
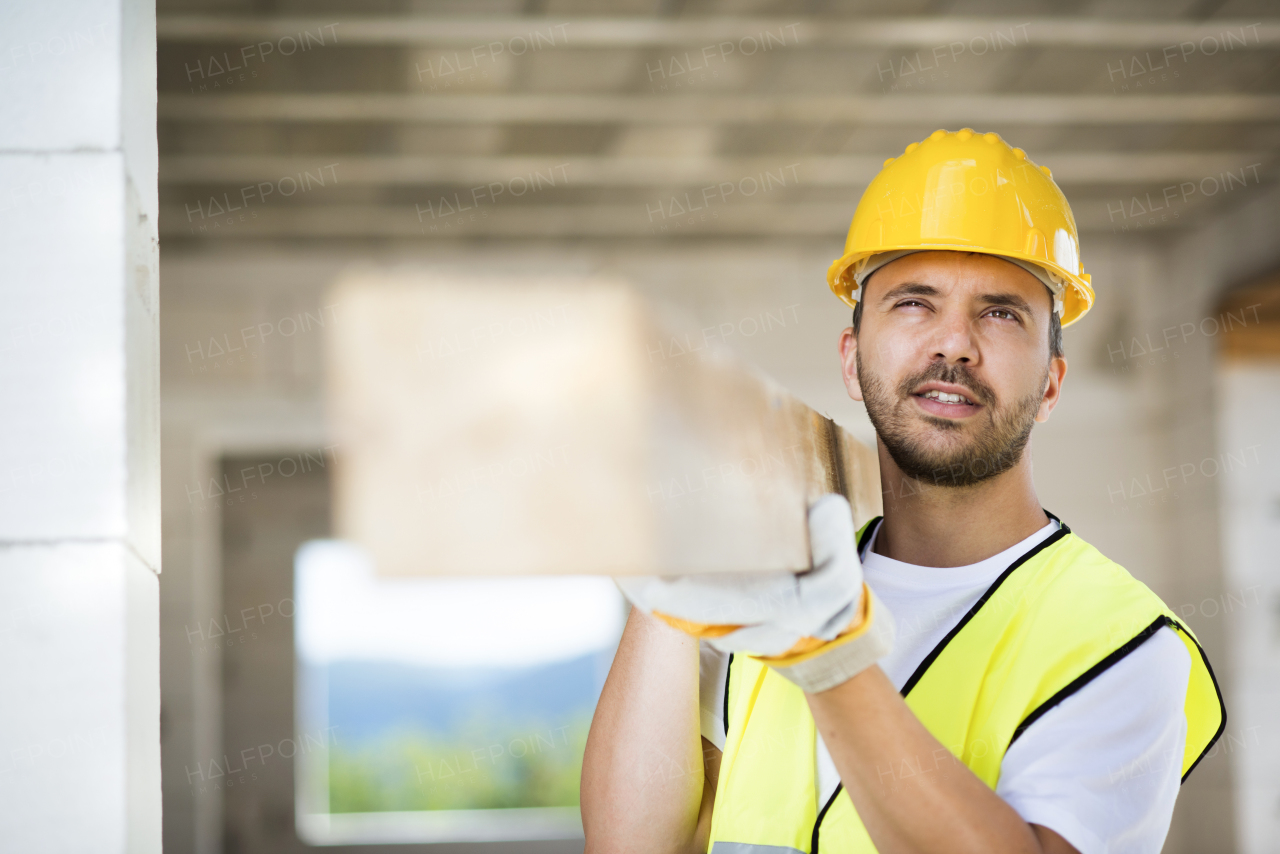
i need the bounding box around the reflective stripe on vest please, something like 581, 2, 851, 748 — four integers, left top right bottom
706, 518, 1226, 854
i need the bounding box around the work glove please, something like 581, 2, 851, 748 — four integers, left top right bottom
616, 494, 895, 693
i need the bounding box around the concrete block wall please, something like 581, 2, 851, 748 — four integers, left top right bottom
0, 1, 160, 851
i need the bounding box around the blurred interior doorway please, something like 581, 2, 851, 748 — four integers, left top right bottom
216, 454, 610, 854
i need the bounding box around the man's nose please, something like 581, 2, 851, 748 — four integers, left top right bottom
929, 310, 979, 364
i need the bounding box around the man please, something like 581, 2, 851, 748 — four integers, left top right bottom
581, 129, 1224, 854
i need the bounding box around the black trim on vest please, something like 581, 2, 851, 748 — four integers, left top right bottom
1169, 617, 1228, 783
898, 522, 1071, 698
811, 783, 843, 854
857, 516, 881, 557
723, 653, 734, 739
1007, 613, 1228, 784
1009, 615, 1169, 746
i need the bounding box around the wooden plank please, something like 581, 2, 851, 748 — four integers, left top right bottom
326, 273, 880, 575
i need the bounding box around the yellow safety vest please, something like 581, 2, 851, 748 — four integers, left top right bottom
706, 518, 1226, 854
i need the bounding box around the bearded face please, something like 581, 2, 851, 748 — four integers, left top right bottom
857, 351, 1046, 487
846, 252, 1061, 490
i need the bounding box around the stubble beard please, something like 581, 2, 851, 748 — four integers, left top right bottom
857, 349, 1046, 488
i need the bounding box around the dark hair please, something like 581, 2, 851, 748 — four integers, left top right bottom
851, 289, 1064, 359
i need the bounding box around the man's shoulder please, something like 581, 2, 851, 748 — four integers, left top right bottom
1020, 528, 1173, 634
1037, 527, 1145, 587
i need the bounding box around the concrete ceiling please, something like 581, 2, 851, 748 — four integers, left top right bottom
156, 1, 1280, 244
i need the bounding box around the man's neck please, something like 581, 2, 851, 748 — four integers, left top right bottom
872, 440, 1051, 568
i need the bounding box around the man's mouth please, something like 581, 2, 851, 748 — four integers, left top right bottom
911, 383, 983, 417
920, 389, 974, 405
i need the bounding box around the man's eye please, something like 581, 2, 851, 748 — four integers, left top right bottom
987, 308, 1016, 320
897, 300, 926, 308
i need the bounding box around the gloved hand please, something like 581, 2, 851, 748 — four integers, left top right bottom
616, 494, 895, 693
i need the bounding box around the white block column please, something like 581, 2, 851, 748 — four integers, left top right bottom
0, 1, 159, 852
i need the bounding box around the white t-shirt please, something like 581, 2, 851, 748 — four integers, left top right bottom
699, 520, 1192, 854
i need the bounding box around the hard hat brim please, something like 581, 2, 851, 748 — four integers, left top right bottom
827, 246, 1095, 327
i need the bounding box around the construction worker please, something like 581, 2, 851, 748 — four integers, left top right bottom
581, 129, 1225, 854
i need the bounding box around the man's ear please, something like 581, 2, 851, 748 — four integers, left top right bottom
1035, 355, 1068, 423
839, 327, 864, 402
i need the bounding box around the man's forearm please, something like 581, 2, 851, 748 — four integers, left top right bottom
581, 607, 709, 854
806, 665, 1049, 854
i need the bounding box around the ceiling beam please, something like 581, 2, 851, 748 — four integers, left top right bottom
157, 200, 1203, 240
155, 16, 1280, 49
159, 154, 1273, 188
158, 93, 1280, 126
161, 203, 852, 239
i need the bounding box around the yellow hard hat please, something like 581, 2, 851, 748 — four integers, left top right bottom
827, 128, 1095, 326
